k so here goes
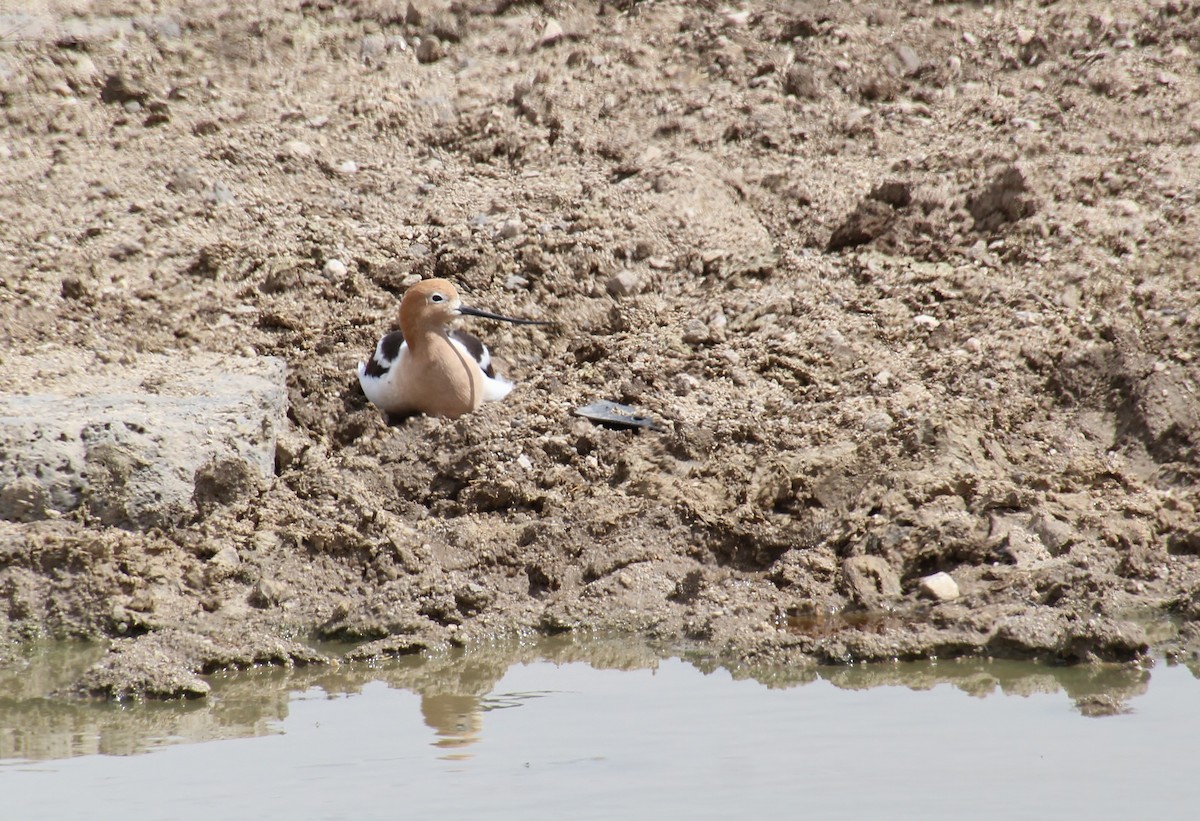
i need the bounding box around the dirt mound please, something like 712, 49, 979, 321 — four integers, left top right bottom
2, 0, 1199, 698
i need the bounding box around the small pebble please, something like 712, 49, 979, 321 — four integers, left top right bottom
913, 314, 940, 329
495, 218, 523, 240
863, 411, 894, 432
540, 18, 564, 46
338, 160, 359, 174
282, 139, 314, 160
210, 546, 240, 568
673, 373, 700, 395
606, 270, 643, 298
919, 571, 960, 601
416, 37, 444, 64
323, 259, 348, 277
682, 318, 710, 345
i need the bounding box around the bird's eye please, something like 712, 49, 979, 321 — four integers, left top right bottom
430, 293, 446, 303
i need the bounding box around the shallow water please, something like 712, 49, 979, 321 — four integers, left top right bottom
2, 639, 1198, 820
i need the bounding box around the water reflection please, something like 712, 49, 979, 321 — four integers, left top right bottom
0, 636, 1195, 765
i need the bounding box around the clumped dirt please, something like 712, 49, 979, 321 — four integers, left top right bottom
2, 0, 1200, 699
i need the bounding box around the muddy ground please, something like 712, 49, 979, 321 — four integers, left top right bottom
2, 0, 1200, 699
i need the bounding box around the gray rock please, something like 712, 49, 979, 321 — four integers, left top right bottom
682, 318, 710, 345
606, 270, 643, 298
0, 351, 287, 529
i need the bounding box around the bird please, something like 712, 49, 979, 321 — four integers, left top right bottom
357, 278, 547, 422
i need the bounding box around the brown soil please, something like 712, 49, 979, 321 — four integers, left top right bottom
2, 0, 1200, 699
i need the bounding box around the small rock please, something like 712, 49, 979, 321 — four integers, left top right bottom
416, 37, 444, 64
605, 270, 643, 297
281, 139, 314, 160
708, 312, 727, 342
494, 218, 523, 240
913, 314, 940, 329
892, 43, 921, 76
632, 239, 657, 260
540, 18, 564, 47
109, 241, 143, 261
251, 577, 291, 608
323, 259, 348, 277
338, 160, 359, 174
783, 62, 822, 99
919, 571, 960, 601
73, 55, 98, 82
673, 373, 700, 396
209, 546, 241, 569
167, 166, 206, 194
682, 318, 710, 345
863, 411, 894, 431
1028, 513, 1076, 556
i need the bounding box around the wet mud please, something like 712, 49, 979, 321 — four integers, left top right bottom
2, 0, 1199, 698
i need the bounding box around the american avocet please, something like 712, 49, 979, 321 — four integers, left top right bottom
357, 278, 546, 422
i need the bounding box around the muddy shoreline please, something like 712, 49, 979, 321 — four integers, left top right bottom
2, 0, 1199, 699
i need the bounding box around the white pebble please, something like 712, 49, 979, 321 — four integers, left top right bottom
282, 139, 314, 159
323, 259, 348, 277
338, 160, 359, 174
919, 572, 960, 601
913, 314, 940, 329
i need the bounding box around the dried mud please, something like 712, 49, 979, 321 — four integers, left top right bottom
2, 0, 1200, 699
